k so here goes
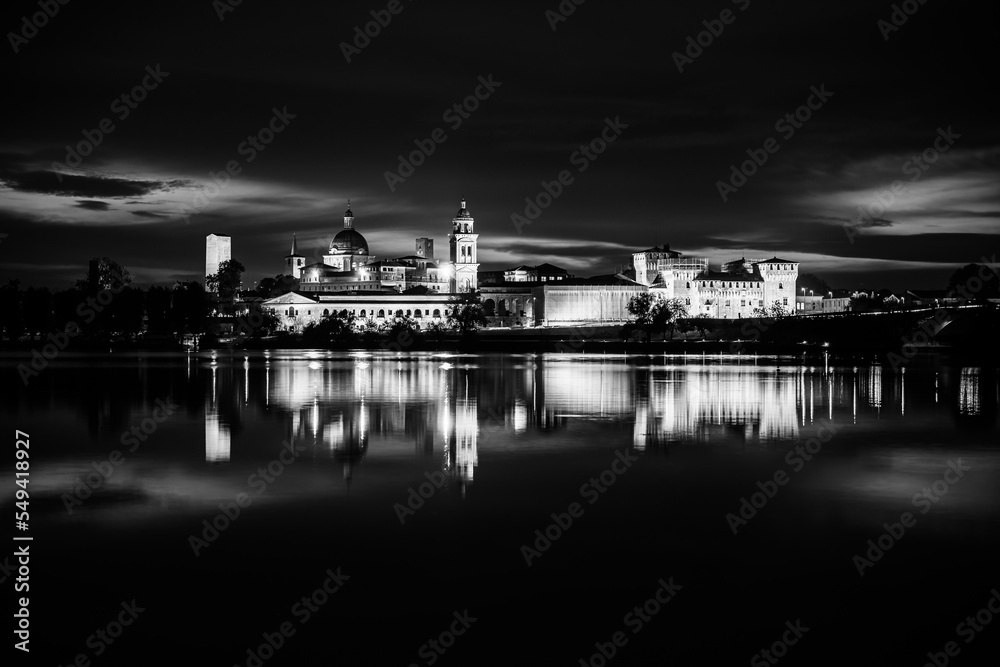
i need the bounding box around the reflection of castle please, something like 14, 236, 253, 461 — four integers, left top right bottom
631, 367, 800, 448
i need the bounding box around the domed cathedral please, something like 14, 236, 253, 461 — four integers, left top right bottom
449, 199, 479, 293
323, 202, 370, 271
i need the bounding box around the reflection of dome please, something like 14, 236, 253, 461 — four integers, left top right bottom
331, 229, 368, 254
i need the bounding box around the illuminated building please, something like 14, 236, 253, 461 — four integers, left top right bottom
205, 233, 231, 289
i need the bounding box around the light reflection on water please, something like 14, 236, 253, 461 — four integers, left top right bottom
4, 351, 997, 518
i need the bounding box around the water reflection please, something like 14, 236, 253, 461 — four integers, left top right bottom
198, 355, 997, 484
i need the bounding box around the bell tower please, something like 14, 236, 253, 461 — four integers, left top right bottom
449, 198, 479, 293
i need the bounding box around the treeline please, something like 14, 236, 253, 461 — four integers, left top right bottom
0, 280, 208, 341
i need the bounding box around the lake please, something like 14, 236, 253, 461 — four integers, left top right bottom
4, 351, 999, 665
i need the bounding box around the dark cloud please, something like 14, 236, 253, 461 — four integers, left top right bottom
1, 168, 188, 199
75, 200, 111, 211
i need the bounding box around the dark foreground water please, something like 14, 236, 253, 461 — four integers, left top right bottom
3, 351, 999, 666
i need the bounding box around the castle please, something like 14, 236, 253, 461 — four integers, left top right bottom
635, 245, 798, 318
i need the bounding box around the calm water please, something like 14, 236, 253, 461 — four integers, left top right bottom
3, 351, 999, 665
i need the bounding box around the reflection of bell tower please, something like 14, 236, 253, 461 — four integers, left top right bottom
441, 373, 478, 486
449, 199, 479, 293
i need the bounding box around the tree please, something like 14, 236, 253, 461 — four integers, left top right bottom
651, 297, 688, 340
171, 282, 207, 334
76, 257, 131, 293
751, 300, 788, 319
21, 287, 53, 337
626, 293, 657, 342
145, 286, 173, 334
947, 264, 1000, 300
256, 274, 298, 299
385, 314, 419, 348
304, 309, 357, 344
206, 259, 245, 315
425, 320, 449, 346
448, 293, 487, 336
0, 280, 24, 340
689, 313, 714, 340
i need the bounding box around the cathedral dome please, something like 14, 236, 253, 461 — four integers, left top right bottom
456, 199, 472, 219
331, 228, 368, 254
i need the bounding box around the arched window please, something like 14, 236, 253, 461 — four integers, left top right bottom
433, 309, 441, 318
323, 309, 329, 317
483, 299, 495, 316
414, 309, 422, 318
686, 282, 690, 289
377, 309, 385, 318
396, 309, 404, 317
685, 298, 690, 305
779, 283, 784, 289
360, 309, 367, 318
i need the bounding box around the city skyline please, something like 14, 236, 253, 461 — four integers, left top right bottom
2, 1, 997, 292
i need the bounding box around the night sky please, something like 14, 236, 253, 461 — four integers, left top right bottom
2, 0, 997, 291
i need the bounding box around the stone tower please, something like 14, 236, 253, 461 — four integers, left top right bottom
756, 258, 799, 314
449, 199, 479, 293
